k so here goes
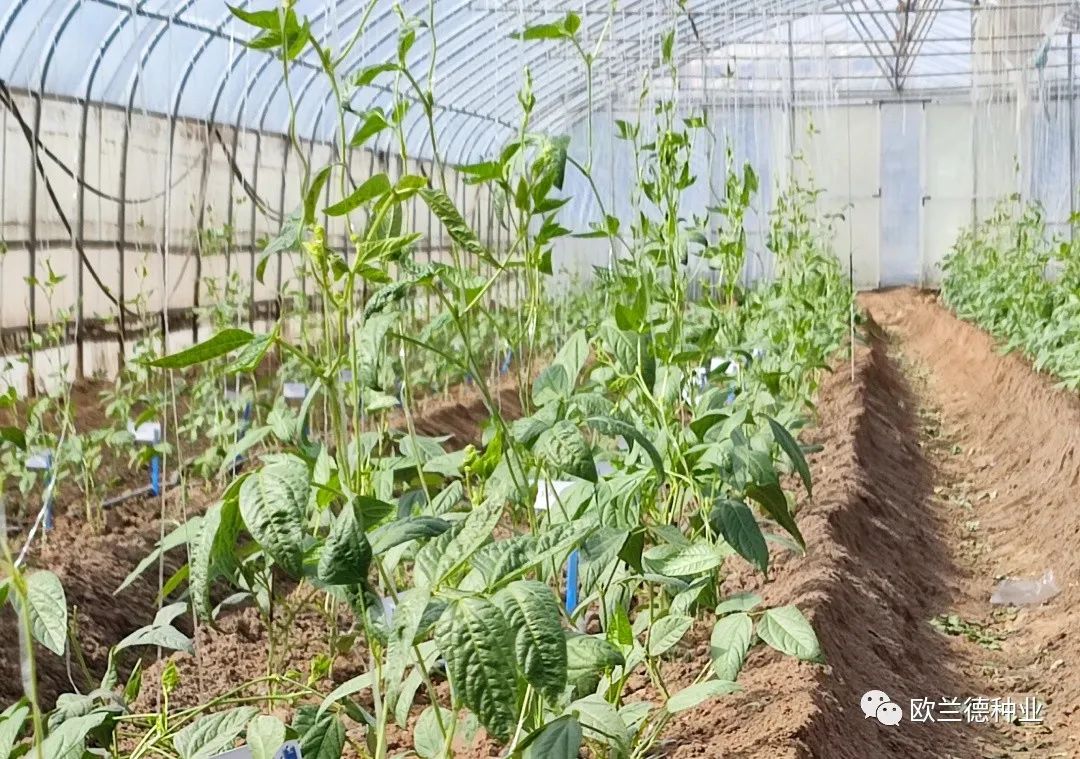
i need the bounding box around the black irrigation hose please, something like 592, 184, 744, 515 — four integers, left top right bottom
0, 81, 290, 324
37, 129, 200, 206
3, 85, 281, 213
210, 126, 284, 223
100, 479, 171, 510
8, 446, 252, 562
0, 80, 135, 320
99, 453, 251, 511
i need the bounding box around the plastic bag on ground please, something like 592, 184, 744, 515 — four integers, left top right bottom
990, 570, 1060, 606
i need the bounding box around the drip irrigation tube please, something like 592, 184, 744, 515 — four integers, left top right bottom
98, 453, 253, 511
10, 451, 253, 571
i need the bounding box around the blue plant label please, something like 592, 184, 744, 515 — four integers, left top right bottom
277, 744, 303, 759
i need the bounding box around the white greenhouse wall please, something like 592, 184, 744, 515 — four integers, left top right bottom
555, 93, 1078, 292
3, 84, 1079, 392
0, 91, 506, 394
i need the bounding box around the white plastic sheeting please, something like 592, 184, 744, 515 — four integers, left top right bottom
879, 102, 923, 287
555, 92, 1078, 291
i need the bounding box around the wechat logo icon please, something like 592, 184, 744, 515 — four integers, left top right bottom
862, 690, 903, 726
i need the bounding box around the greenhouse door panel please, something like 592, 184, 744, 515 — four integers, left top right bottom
923, 103, 976, 287
795, 105, 881, 289
879, 103, 923, 287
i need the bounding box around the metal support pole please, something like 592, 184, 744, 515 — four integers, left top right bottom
27, 93, 40, 394
486, 182, 494, 311
971, 112, 980, 229
75, 98, 88, 379
164, 117, 177, 350
459, 172, 472, 272
427, 158, 435, 321
1070, 32, 1076, 240
1, 109, 6, 346
192, 125, 211, 343
226, 126, 240, 282
970, 6, 979, 232
787, 21, 797, 175
117, 117, 130, 368
248, 132, 261, 330
275, 140, 289, 320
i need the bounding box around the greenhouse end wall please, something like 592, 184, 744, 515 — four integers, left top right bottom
553, 94, 1077, 292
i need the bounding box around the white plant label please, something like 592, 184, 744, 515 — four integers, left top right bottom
212, 740, 303, 759
533, 479, 576, 512
283, 381, 308, 400
131, 420, 163, 445
25, 449, 53, 471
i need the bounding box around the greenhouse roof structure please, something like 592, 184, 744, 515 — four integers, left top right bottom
2, 1, 1078, 162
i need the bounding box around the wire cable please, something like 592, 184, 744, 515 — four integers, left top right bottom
0, 79, 134, 319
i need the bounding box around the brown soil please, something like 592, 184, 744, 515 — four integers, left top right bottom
640, 289, 1079, 758
854, 288, 1080, 757
0, 378, 145, 528
0, 482, 215, 706
1, 369, 523, 532
407, 381, 523, 450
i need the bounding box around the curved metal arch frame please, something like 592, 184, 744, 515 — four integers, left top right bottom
402, 1, 686, 160
524, 0, 966, 130
6, 1, 1001, 136
216, 0, 385, 138
485, 4, 744, 136
440, 3, 676, 154
30, 0, 160, 375
303, 0, 514, 162
4, 0, 1009, 225
197, 0, 513, 165
211, 1, 518, 145
463, 0, 895, 142
394, 0, 526, 161
5, 1, 670, 163
2, 0, 521, 150
3, 0, 893, 171
285, 0, 563, 164
392, 3, 580, 161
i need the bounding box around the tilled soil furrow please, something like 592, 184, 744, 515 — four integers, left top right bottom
862, 288, 1080, 758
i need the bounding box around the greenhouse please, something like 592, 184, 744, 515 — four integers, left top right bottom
1, 0, 1078, 756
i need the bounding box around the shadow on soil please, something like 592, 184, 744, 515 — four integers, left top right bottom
798, 319, 983, 758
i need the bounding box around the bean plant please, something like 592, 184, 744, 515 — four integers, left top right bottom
941, 194, 1080, 390
0, 4, 853, 759
0, 259, 127, 530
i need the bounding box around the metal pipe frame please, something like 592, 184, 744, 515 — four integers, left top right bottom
6, 0, 1080, 169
